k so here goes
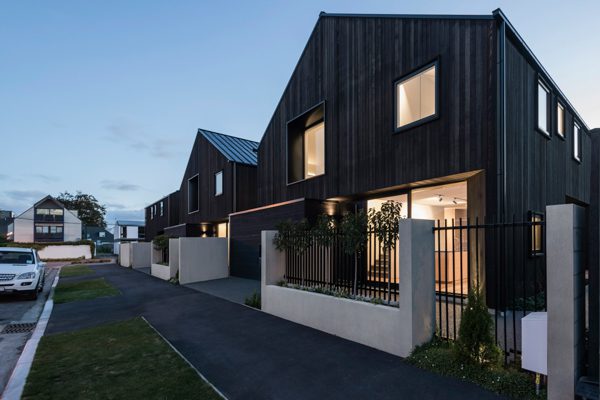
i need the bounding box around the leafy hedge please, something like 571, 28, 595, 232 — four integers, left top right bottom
0, 240, 95, 255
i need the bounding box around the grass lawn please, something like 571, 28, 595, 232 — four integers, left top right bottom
22, 318, 222, 400
406, 339, 545, 399
59, 265, 95, 278
53, 278, 119, 304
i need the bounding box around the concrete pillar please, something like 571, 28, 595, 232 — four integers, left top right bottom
261, 231, 286, 311
547, 204, 586, 400
398, 218, 436, 351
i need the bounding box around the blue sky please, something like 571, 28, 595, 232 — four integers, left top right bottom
1, 0, 598, 227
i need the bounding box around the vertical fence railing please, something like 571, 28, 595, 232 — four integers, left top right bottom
433, 216, 546, 365
283, 230, 400, 305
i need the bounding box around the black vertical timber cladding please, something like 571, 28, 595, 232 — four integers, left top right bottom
229, 199, 334, 280
589, 129, 600, 378
257, 16, 498, 219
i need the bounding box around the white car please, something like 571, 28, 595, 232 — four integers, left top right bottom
0, 247, 46, 300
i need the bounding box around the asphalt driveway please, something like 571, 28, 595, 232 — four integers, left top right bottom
47, 264, 503, 400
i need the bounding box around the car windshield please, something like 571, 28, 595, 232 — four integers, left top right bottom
0, 251, 34, 264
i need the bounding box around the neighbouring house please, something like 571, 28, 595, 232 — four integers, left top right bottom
0, 210, 13, 239
113, 220, 145, 255
83, 226, 114, 252
229, 8, 592, 289
144, 190, 180, 241
145, 129, 258, 240
9, 195, 83, 243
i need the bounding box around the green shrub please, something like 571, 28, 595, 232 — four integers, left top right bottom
244, 292, 261, 309
455, 286, 501, 366
0, 240, 95, 255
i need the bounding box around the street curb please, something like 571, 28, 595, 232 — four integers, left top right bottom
141, 316, 228, 400
2, 274, 60, 400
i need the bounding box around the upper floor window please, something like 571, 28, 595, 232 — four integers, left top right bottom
287, 103, 325, 183
537, 80, 550, 137
121, 226, 127, 238
215, 171, 223, 196
529, 211, 544, 257
556, 102, 565, 138
188, 174, 199, 213
99, 231, 106, 238
160, 201, 164, 216
150, 206, 154, 220
574, 122, 581, 162
395, 62, 437, 131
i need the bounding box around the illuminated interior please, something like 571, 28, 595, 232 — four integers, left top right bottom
396, 64, 436, 128
538, 81, 549, 134
216, 222, 228, 238
411, 182, 468, 295
366, 194, 408, 284
557, 103, 565, 137
304, 121, 325, 178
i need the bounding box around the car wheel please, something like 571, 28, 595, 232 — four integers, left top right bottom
27, 290, 38, 301
38, 274, 45, 292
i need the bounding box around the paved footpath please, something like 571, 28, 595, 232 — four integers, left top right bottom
47, 264, 504, 400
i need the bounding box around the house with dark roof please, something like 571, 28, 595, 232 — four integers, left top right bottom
228, 9, 593, 286
144, 129, 259, 240
113, 220, 145, 254
9, 195, 82, 243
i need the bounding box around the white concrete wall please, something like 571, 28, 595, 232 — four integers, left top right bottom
547, 204, 586, 400
151, 264, 172, 280
38, 245, 92, 260
63, 210, 82, 241
261, 218, 435, 358
169, 238, 179, 272
131, 242, 151, 268
13, 207, 34, 243
178, 237, 228, 285
119, 243, 131, 267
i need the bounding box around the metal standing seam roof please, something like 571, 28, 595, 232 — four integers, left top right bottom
198, 129, 259, 166
115, 220, 145, 227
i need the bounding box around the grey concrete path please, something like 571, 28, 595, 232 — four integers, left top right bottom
47, 264, 503, 400
185, 276, 260, 304
0, 268, 58, 393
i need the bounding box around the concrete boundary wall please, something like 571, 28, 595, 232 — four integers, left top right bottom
38, 245, 92, 260
119, 243, 131, 267
178, 238, 228, 285
131, 242, 151, 269
547, 204, 586, 400
261, 219, 435, 357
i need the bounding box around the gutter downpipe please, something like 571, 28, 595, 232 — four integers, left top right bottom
494, 10, 507, 221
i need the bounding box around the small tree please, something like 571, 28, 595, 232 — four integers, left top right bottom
153, 234, 170, 264
339, 210, 368, 295
311, 213, 336, 248
455, 285, 501, 366
56, 191, 107, 228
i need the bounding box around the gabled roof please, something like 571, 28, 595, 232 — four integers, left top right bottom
198, 129, 259, 166
14, 195, 80, 221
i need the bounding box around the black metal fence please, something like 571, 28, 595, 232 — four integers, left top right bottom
433, 216, 546, 365
284, 230, 400, 304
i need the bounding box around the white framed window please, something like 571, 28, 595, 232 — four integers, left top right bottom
574, 122, 581, 162
99, 232, 106, 238
537, 80, 550, 136
188, 174, 199, 213
150, 206, 154, 220
556, 103, 565, 138
395, 62, 437, 130
160, 201, 164, 216
215, 171, 223, 196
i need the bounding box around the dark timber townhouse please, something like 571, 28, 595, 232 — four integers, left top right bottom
229, 9, 593, 288
145, 129, 259, 240
145, 190, 180, 241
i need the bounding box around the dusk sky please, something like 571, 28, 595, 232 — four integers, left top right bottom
1, 0, 598, 228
